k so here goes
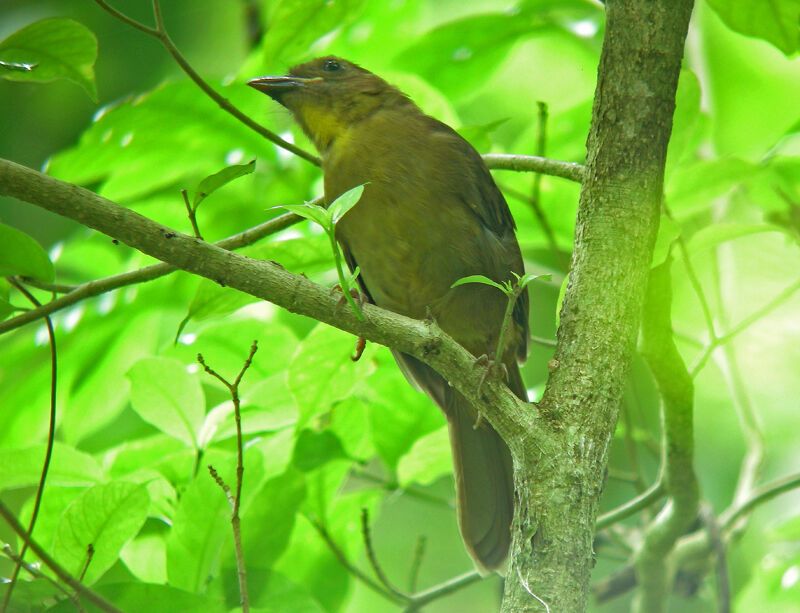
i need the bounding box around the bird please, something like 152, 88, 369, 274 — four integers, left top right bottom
248, 56, 528, 574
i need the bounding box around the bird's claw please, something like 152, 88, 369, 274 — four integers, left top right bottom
331, 284, 366, 314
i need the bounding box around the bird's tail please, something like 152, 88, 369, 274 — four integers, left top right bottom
392, 351, 525, 574
446, 363, 524, 574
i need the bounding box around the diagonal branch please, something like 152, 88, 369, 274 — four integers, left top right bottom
0, 157, 542, 451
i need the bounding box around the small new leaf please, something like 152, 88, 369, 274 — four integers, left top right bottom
192, 159, 256, 210
328, 184, 365, 225
451, 274, 509, 294
271, 203, 332, 232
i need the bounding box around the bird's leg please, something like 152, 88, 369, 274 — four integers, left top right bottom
471, 355, 508, 429
330, 284, 367, 313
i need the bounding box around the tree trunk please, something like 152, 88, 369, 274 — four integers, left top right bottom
501, 1, 695, 610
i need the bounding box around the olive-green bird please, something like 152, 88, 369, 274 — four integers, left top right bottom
249, 57, 528, 573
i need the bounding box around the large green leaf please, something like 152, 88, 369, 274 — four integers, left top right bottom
239, 470, 306, 570
47, 582, 227, 613
52, 482, 149, 585
0, 18, 97, 99
397, 426, 453, 487
361, 349, 442, 472
48, 80, 272, 202
288, 323, 376, 428
127, 357, 205, 448
0, 222, 54, 281
0, 443, 101, 489
707, 0, 799, 55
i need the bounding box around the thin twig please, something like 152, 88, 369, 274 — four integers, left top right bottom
17, 278, 78, 293
2, 280, 58, 613
402, 571, 483, 612
407, 535, 426, 593
721, 472, 800, 531
690, 277, 800, 376
182, 189, 203, 239
360, 507, 410, 600
77, 544, 95, 583
0, 501, 124, 613
483, 153, 584, 183
700, 505, 729, 613
1, 544, 81, 610
528, 101, 568, 272
304, 513, 405, 604
596, 479, 666, 530
0, 206, 314, 336
198, 340, 258, 613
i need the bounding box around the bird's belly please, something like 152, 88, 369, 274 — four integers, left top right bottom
336, 194, 507, 354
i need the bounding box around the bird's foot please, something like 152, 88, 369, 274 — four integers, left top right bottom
471, 355, 508, 429
330, 284, 367, 314
351, 336, 366, 362
473, 354, 509, 392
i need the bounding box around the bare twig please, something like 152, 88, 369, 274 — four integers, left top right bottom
91, 0, 320, 165
182, 188, 203, 239
2, 280, 58, 613
360, 507, 410, 600
0, 205, 314, 336
483, 153, 584, 183
198, 340, 258, 613
700, 505, 729, 613
304, 513, 404, 603
596, 479, 666, 531
77, 544, 95, 583
0, 501, 124, 613
1, 543, 79, 609
690, 277, 800, 376
407, 535, 426, 594
721, 472, 800, 532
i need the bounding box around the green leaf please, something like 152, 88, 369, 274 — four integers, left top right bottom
457, 118, 509, 152
271, 203, 332, 232
328, 184, 365, 225
666, 70, 703, 175
288, 324, 376, 428
394, 12, 553, 99
192, 159, 256, 209
47, 582, 226, 613
362, 350, 443, 471
0, 18, 97, 100
257, 0, 366, 67
240, 471, 306, 570
127, 357, 205, 448
666, 158, 757, 216
0, 222, 54, 281
49, 80, 270, 202
451, 274, 509, 293
166, 447, 265, 593
292, 429, 351, 472
214, 568, 325, 613
0, 443, 101, 489
52, 482, 149, 585
706, 0, 799, 55
397, 426, 453, 487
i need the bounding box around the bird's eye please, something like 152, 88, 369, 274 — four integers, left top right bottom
322, 59, 341, 72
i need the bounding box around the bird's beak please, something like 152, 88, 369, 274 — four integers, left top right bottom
247, 76, 322, 101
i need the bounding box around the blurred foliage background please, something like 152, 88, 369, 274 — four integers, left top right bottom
1, 0, 799, 611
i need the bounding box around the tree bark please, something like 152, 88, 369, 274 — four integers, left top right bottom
500, 1, 694, 611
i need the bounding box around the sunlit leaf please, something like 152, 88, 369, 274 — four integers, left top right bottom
192, 159, 256, 209
52, 481, 149, 585
707, 0, 799, 55
328, 184, 365, 225
0, 222, 54, 281
0, 18, 97, 99
127, 357, 205, 448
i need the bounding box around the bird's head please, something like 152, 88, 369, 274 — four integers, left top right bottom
248, 56, 410, 152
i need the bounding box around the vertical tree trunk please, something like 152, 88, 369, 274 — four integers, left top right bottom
501, 1, 695, 610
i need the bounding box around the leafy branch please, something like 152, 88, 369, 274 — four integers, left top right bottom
273, 184, 367, 321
